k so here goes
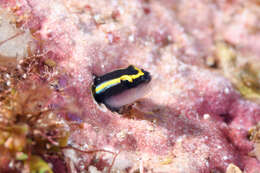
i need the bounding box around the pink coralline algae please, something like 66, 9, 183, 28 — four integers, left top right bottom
0, 0, 260, 173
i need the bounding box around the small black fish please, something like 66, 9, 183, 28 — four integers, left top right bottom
92, 65, 151, 111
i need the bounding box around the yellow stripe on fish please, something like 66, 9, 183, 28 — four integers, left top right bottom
92, 65, 151, 111
95, 66, 144, 94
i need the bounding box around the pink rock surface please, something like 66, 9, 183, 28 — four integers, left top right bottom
1, 0, 260, 172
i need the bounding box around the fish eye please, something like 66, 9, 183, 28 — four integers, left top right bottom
95, 77, 101, 82
140, 76, 145, 80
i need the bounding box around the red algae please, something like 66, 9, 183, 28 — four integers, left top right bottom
1, 0, 260, 172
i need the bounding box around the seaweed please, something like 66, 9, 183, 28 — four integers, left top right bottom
0, 54, 69, 173
248, 123, 260, 161
216, 42, 260, 103
0, 52, 121, 172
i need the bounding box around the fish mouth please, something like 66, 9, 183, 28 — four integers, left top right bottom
142, 70, 152, 83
